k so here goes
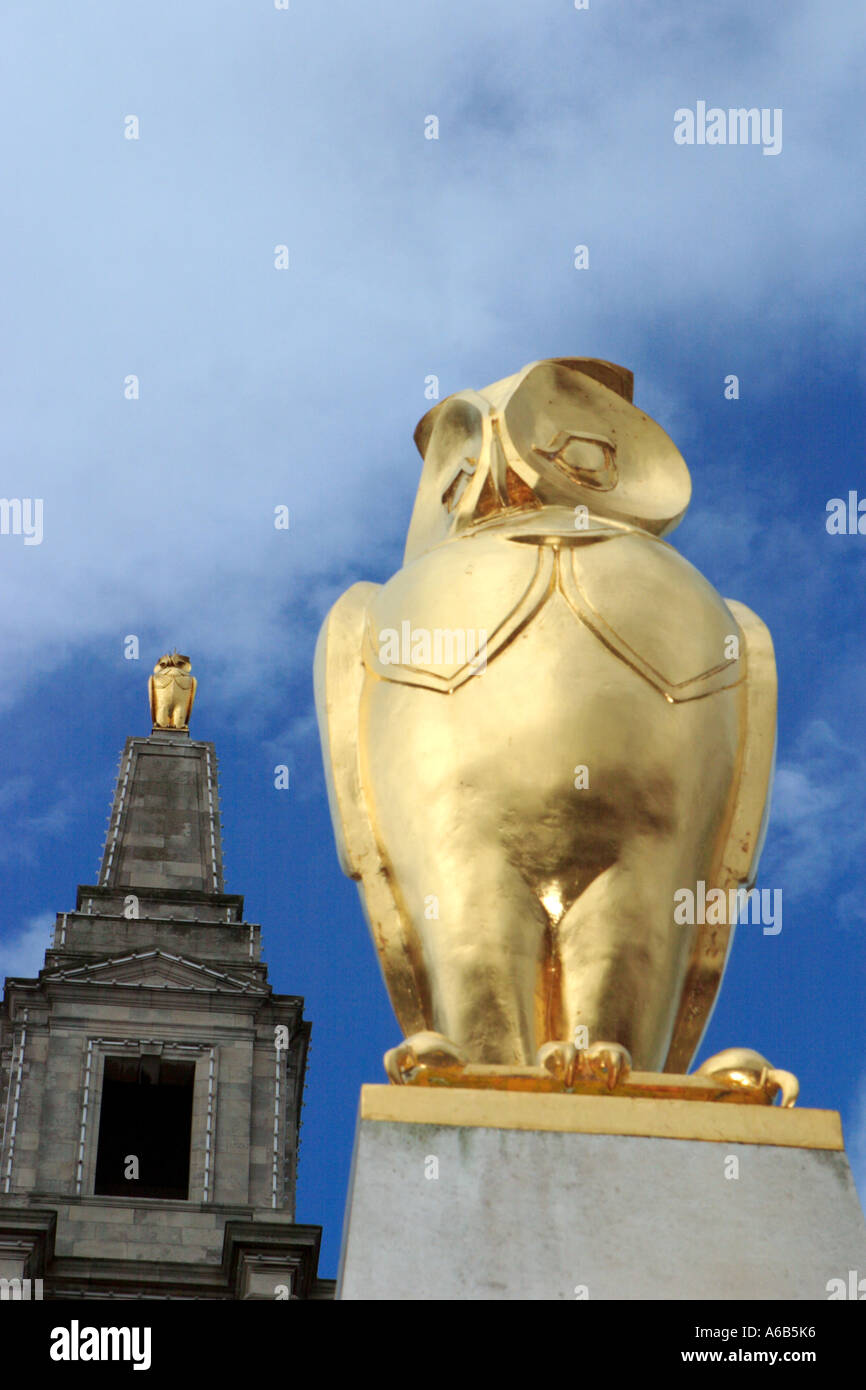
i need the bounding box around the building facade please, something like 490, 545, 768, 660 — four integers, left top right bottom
0, 723, 332, 1299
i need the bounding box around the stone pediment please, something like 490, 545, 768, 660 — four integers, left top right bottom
42, 950, 263, 994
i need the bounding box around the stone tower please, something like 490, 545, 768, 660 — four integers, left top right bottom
0, 663, 332, 1300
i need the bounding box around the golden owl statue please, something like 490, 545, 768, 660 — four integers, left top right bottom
148, 650, 197, 730
315, 358, 778, 1089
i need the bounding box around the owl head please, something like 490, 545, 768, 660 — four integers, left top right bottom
152, 650, 192, 675
404, 358, 691, 563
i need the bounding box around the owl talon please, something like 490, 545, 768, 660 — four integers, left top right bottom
537, 1040, 631, 1090
765, 1069, 799, 1108
537, 1041, 577, 1086
696, 1048, 799, 1107
576, 1041, 632, 1090
384, 1031, 468, 1085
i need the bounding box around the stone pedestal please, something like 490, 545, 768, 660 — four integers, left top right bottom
338, 1086, 866, 1301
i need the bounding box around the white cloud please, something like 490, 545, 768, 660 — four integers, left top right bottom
0, 3, 863, 715
761, 720, 866, 908
262, 712, 323, 803
0, 779, 78, 864
845, 1072, 866, 1212
0, 913, 54, 979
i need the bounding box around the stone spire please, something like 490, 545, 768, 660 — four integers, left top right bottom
98, 730, 224, 895
0, 650, 333, 1299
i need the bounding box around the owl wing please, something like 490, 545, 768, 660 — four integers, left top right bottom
185, 675, 197, 724
148, 675, 157, 724
314, 583, 430, 1036
664, 598, 777, 1073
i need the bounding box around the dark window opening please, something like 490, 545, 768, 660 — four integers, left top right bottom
94, 1055, 195, 1200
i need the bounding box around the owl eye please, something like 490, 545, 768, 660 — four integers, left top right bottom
532, 432, 618, 491
441, 457, 477, 512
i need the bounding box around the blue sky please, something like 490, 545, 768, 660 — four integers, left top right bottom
1, 1, 864, 1277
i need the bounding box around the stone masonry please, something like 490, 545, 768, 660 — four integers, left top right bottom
0, 728, 333, 1299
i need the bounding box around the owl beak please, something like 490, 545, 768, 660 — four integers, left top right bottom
487, 417, 510, 507
437, 408, 540, 540
452, 412, 539, 529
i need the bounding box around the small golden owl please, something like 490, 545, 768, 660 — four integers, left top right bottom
148, 651, 197, 730
315, 359, 776, 1083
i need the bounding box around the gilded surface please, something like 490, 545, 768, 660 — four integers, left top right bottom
315, 358, 783, 1097
148, 650, 197, 729
360, 1088, 833, 1148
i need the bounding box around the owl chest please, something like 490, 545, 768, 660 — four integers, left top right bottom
364, 534, 741, 703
